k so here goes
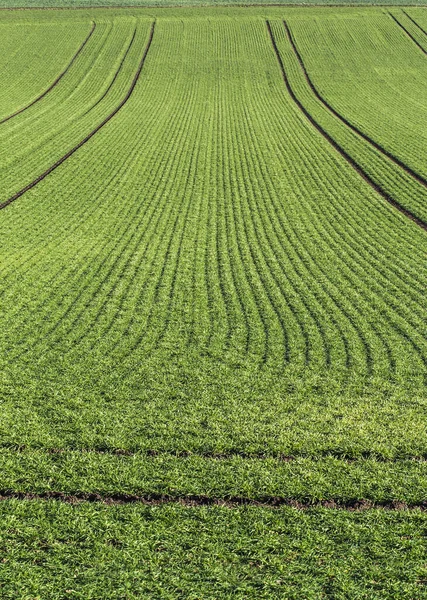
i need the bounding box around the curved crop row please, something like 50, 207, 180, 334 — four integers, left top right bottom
0, 16, 426, 460
2, 19, 426, 381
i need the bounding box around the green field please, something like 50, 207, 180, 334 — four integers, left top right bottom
0, 5, 427, 597
1, 0, 426, 6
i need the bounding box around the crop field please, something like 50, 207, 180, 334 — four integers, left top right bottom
0, 5, 426, 597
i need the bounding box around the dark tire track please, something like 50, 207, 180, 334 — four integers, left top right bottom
266, 21, 427, 233
0, 490, 425, 511
0, 21, 96, 125
402, 10, 427, 38
81, 24, 137, 118
284, 20, 427, 189
0, 21, 155, 212
388, 12, 427, 56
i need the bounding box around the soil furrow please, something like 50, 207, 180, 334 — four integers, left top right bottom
0, 21, 96, 125
0, 490, 425, 510
0, 20, 155, 211
266, 20, 427, 232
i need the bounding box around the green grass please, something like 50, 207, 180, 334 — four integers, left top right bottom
1, 502, 427, 599
1, 0, 426, 7
2, 450, 427, 503
0, 5, 426, 596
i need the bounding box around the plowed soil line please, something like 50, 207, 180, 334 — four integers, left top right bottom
0, 21, 155, 212
284, 19, 427, 188
266, 20, 427, 232
0, 21, 96, 125
0, 490, 425, 510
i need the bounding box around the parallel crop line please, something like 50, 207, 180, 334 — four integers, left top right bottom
237, 86, 332, 370
234, 23, 351, 371
239, 45, 378, 373
245, 21, 398, 375
0, 20, 155, 212
48, 25, 210, 361
110, 50, 214, 358
6, 27, 206, 362
264, 21, 427, 372
148, 92, 209, 350
272, 21, 427, 279
266, 20, 427, 233
0, 21, 96, 125
109, 25, 241, 363
216, 48, 269, 362
0, 19, 113, 168
1, 25, 182, 357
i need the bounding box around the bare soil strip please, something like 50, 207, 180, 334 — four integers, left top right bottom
0, 490, 425, 510
284, 19, 427, 188
389, 12, 427, 55
266, 20, 427, 232
0, 21, 96, 125
0, 20, 155, 211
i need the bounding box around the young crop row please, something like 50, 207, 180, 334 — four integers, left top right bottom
0, 16, 426, 460
1, 19, 424, 380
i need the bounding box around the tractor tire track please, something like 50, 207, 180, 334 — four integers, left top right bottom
81, 24, 137, 118
267, 21, 427, 371
0, 21, 96, 125
0, 490, 425, 511
402, 10, 427, 38
0, 21, 155, 212
266, 21, 427, 233
3, 443, 427, 462
284, 20, 427, 189
388, 12, 427, 56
